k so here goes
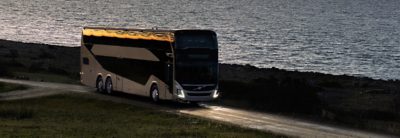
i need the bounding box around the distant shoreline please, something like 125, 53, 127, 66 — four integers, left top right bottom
0, 39, 397, 81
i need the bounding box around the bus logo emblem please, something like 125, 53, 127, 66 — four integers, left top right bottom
194, 86, 203, 91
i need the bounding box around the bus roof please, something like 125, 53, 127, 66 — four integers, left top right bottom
82, 27, 175, 42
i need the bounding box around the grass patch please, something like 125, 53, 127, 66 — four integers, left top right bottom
3, 65, 79, 84
0, 106, 33, 120
0, 94, 282, 137
12, 71, 79, 84
0, 82, 28, 93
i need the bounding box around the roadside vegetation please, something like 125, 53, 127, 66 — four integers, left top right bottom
0, 60, 79, 84
0, 43, 80, 84
218, 64, 400, 135
0, 93, 282, 137
11, 70, 79, 84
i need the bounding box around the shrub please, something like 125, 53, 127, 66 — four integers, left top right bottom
0, 60, 11, 77
38, 50, 55, 59
318, 80, 343, 88
6, 49, 19, 59
48, 66, 69, 75
29, 62, 45, 72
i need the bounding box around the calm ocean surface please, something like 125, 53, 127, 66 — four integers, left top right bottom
1, 0, 399, 80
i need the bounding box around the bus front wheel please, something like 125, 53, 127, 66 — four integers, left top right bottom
150, 84, 159, 103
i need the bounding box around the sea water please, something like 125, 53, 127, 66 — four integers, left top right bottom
0, 0, 399, 80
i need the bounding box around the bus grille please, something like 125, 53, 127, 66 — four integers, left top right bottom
187, 93, 211, 96
182, 85, 216, 91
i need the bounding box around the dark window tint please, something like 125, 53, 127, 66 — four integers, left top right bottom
176, 31, 217, 49
83, 57, 89, 65
96, 56, 166, 85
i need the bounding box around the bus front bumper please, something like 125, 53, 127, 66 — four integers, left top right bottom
175, 89, 219, 102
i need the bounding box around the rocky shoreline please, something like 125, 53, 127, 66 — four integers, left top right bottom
0, 39, 399, 135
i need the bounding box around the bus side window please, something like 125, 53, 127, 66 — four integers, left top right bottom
83, 57, 89, 65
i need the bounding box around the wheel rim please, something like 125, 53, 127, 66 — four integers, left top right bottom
97, 80, 103, 92
152, 88, 159, 101
106, 81, 112, 94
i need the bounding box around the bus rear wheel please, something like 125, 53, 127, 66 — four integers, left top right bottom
96, 77, 104, 93
150, 84, 159, 103
105, 77, 113, 94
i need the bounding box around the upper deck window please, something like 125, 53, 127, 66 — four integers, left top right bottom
175, 31, 217, 49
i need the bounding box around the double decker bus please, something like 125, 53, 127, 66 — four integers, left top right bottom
80, 27, 219, 102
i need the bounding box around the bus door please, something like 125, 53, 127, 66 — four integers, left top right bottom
164, 61, 173, 94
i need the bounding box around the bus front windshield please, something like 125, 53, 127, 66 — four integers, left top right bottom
175, 51, 218, 84
175, 31, 218, 85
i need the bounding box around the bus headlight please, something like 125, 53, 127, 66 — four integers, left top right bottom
177, 89, 185, 98
213, 90, 219, 98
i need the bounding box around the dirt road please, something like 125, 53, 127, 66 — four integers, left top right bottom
0, 78, 395, 138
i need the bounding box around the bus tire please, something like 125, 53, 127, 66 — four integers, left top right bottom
150, 84, 159, 103
105, 77, 113, 94
96, 76, 104, 93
